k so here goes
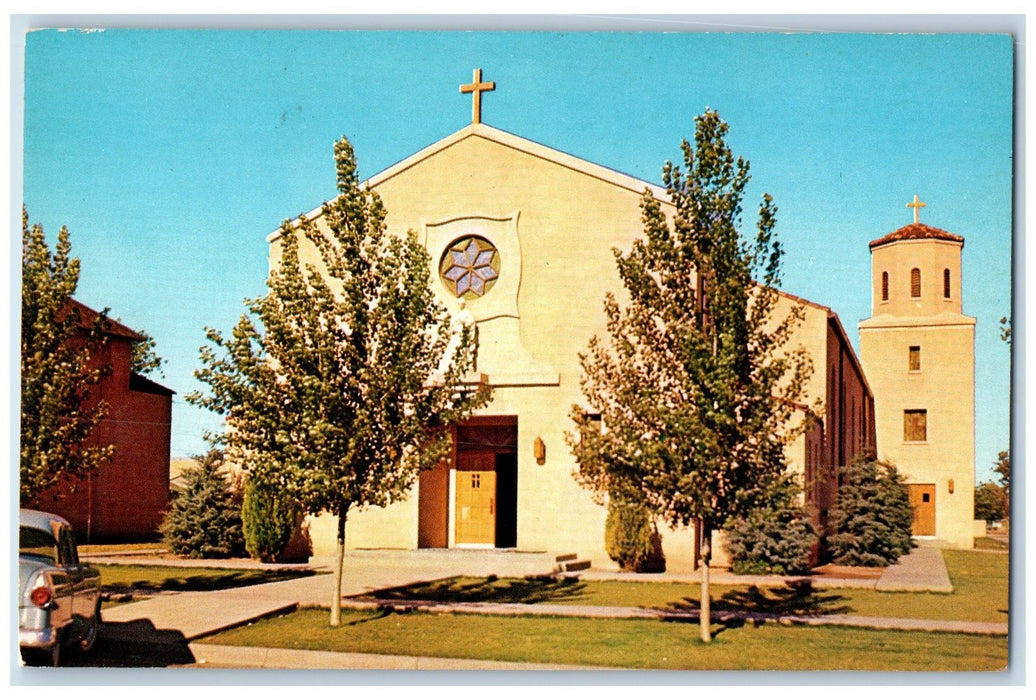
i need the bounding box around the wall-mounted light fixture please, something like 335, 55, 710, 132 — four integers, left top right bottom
948, 479, 955, 494
534, 436, 546, 465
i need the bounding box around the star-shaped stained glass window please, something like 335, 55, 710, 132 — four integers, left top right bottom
439, 236, 500, 299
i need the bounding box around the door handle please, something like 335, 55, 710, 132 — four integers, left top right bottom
490, 498, 494, 516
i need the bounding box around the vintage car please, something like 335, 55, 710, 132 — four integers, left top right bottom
18, 508, 102, 666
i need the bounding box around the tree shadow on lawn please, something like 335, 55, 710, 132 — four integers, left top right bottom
103, 569, 317, 596
358, 575, 588, 605
663, 580, 853, 618
656, 580, 854, 640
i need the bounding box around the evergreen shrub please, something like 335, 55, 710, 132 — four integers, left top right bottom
827, 457, 914, 567
160, 449, 245, 559
604, 500, 665, 572
242, 476, 300, 563
724, 477, 816, 575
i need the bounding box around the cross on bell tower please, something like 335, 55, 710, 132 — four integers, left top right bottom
907, 194, 927, 224
460, 68, 495, 124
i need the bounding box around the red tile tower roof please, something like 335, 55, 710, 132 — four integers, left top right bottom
869, 223, 965, 250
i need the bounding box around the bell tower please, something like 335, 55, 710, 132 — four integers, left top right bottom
858, 196, 976, 548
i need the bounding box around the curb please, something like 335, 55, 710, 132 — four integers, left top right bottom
186, 643, 619, 671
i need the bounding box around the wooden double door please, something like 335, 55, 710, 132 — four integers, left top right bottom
454, 449, 518, 548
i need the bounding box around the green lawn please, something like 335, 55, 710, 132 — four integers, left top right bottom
200, 607, 1007, 671
360, 549, 1008, 623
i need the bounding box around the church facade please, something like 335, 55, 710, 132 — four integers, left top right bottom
275, 130, 880, 568
269, 73, 972, 569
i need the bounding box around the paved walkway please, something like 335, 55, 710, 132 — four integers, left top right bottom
90, 541, 1001, 670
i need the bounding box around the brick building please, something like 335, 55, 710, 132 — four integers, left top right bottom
29, 301, 174, 542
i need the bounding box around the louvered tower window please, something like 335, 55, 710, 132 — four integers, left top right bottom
910, 268, 921, 298
881, 271, 889, 301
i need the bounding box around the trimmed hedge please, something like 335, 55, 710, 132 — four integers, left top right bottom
604, 500, 665, 572
242, 476, 300, 563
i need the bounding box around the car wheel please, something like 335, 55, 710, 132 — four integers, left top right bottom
80, 600, 101, 653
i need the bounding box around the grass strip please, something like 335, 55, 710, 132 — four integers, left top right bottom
200, 607, 1007, 671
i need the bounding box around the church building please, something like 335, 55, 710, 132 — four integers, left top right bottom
270, 71, 975, 570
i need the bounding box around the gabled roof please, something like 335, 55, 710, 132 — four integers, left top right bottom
268, 122, 671, 242
869, 222, 964, 250
68, 299, 141, 341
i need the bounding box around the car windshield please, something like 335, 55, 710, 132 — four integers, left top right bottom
20, 526, 58, 564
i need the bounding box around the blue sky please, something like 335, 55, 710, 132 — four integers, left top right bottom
17, 28, 1014, 483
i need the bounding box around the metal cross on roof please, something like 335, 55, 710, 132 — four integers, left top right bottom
460, 68, 495, 124
907, 194, 927, 224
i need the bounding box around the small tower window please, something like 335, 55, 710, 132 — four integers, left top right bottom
904, 409, 927, 442
910, 268, 921, 298
881, 271, 889, 301
943, 268, 951, 299
909, 346, 921, 371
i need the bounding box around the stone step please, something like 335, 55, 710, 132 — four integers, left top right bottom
563, 559, 592, 572
555, 553, 578, 563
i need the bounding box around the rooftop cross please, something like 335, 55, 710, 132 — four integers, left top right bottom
907, 194, 927, 224
460, 68, 495, 124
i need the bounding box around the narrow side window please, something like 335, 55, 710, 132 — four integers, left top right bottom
910, 268, 921, 298
881, 271, 889, 301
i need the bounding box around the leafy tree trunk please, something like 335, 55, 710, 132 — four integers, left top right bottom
699, 520, 712, 643
330, 503, 348, 627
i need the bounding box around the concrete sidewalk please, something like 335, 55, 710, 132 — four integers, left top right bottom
91, 541, 998, 669
98, 549, 561, 640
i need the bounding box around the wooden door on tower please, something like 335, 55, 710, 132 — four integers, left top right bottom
908, 484, 936, 536
455, 450, 496, 546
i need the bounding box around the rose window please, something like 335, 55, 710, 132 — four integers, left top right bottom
439, 236, 500, 299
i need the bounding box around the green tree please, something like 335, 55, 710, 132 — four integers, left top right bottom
189, 136, 489, 626
993, 450, 1010, 501
20, 207, 113, 503
974, 481, 1007, 524
130, 328, 165, 378
159, 449, 245, 559
827, 457, 914, 566
568, 110, 812, 642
